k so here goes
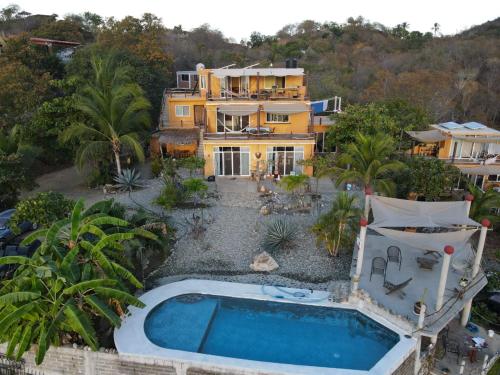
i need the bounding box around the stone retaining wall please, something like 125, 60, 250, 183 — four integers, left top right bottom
0, 344, 415, 375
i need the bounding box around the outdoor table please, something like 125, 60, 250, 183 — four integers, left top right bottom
417, 256, 439, 270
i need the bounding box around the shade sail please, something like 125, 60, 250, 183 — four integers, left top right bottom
406, 130, 448, 143
213, 68, 304, 78
262, 102, 309, 115
370, 196, 480, 228
370, 227, 477, 253
217, 104, 259, 116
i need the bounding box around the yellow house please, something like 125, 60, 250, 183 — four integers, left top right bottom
407, 122, 500, 190
152, 64, 324, 177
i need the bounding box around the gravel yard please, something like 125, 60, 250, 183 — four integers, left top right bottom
147, 177, 355, 292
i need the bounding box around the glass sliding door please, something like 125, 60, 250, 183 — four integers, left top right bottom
216, 113, 249, 133
267, 146, 304, 175
213, 147, 250, 176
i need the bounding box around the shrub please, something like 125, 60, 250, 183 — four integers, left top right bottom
9, 191, 75, 233
155, 179, 185, 210
279, 174, 310, 195
261, 217, 297, 252
151, 157, 163, 177
179, 156, 205, 176
113, 168, 143, 192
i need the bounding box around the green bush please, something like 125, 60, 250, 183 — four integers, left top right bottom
151, 157, 163, 177
261, 217, 297, 252
155, 179, 186, 210
9, 191, 75, 232
179, 156, 205, 176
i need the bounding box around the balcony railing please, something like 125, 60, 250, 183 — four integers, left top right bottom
203, 132, 315, 141
208, 88, 307, 101
165, 88, 201, 98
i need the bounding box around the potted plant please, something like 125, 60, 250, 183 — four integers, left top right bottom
414, 288, 428, 315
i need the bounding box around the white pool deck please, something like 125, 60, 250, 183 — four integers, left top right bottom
114, 279, 416, 375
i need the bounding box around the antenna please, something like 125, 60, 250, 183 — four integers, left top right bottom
243, 63, 260, 69
218, 63, 236, 69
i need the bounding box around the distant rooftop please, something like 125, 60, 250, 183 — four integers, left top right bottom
431, 121, 500, 137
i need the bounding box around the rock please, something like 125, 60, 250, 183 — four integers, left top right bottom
250, 251, 279, 272
259, 185, 267, 193
260, 205, 270, 215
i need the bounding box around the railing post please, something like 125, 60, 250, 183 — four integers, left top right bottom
352, 217, 368, 292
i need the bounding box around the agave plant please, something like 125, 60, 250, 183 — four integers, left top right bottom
0, 199, 156, 364
261, 217, 297, 252
114, 168, 143, 192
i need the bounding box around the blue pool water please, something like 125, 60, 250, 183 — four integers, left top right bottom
144, 294, 399, 370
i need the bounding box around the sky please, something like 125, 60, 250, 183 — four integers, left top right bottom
7, 0, 500, 41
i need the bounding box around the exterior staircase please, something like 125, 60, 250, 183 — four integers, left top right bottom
197, 127, 205, 158
158, 89, 168, 129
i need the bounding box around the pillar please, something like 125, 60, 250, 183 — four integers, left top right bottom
352, 218, 368, 292
461, 218, 490, 326
414, 303, 427, 375
436, 245, 454, 312
364, 186, 372, 219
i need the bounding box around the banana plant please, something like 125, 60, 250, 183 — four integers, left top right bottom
0, 198, 156, 364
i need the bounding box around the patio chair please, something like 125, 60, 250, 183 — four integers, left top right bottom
370, 257, 387, 281
383, 278, 412, 297
387, 246, 402, 270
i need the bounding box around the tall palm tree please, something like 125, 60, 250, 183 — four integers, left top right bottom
312, 192, 361, 256
62, 54, 151, 174
0, 199, 156, 364
467, 183, 500, 225
335, 132, 405, 196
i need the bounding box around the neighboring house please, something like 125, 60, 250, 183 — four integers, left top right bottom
152, 63, 334, 177
408, 121, 500, 190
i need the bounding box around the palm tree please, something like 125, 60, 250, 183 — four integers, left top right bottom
335, 132, 405, 196
467, 184, 500, 225
62, 54, 151, 174
0, 199, 156, 364
311, 192, 361, 256
279, 174, 310, 195
300, 154, 335, 194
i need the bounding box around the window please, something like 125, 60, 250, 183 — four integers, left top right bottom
217, 112, 249, 132
175, 105, 190, 117
488, 175, 500, 182
266, 113, 289, 123
180, 74, 190, 82
200, 76, 207, 89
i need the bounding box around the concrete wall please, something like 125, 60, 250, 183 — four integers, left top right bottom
0, 343, 415, 375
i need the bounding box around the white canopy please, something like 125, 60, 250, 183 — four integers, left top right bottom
217, 104, 259, 116
213, 68, 304, 78
370, 196, 479, 228
370, 227, 477, 253
262, 102, 309, 115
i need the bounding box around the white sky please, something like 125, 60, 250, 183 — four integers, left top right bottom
6, 0, 500, 41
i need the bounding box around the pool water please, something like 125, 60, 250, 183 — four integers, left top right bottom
144, 294, 399, 371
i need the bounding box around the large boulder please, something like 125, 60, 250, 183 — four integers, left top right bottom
250, 251, 279, 272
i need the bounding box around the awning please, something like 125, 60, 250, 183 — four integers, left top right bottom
217, 104, 259, 116
453, 136, 500, 144
406, 130, 448, 143
369, 196, 480, 228
157, 128, 199, 145
457, 164, 500, 176
213, 68, 304, 78
370, 227, 477, 253
262, 102, 309, 115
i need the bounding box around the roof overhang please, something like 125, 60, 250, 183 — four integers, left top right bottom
212, 68, 304, 78
156, 128, 199, 145
406, 130, 448, 143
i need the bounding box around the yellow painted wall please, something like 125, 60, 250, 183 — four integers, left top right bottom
204, 104, 310, 134
167, 98, 205, 128
313, 124, 330, 133
202, 141, 314, 177
438, 139, 452, 159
